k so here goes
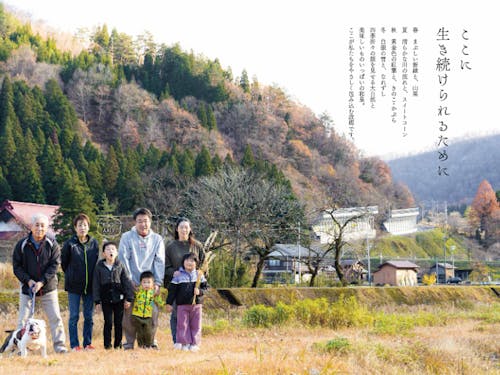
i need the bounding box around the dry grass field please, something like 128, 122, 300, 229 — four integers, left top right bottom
0, 264, 499, 374
0, 305, 499, 375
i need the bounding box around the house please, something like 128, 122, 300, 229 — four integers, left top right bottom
428, 262, 455, 283
382, 208, 419, 235
311, 206, 378, 244
0, 200, 59, 240
262, 243, 310, 283
372, 260, 419, 286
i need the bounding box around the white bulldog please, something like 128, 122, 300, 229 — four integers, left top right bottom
0, 318, 47, 358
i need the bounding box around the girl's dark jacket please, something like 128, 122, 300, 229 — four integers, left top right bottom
61, 235, 99, 295
13, 233, 60, 296
166, 267, 208, 306
92, 258, 134, 305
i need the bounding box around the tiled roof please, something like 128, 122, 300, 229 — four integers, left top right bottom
381, 260, 419, 269
0, 200, 59, 230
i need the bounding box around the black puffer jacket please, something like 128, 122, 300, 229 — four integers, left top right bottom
61, 235, 99, 295
92, 259, 134, 304
13, 234, 60, 296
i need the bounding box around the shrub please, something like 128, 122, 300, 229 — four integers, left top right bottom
293, 297, 330, 326
313, 337, 350, 354
273, 301, 293, 325
243, 304, 275, 327
422, 273, 436, 286
372, 311, 445, 335
203, 318, 233, 335
329, 295, 373, 328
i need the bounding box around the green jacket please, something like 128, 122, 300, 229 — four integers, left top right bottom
132, 287, 163, 318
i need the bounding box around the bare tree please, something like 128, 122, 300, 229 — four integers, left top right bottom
183, 166, 303, 287
302, 244, 332, 287
312, 207, 368, 286
242, 182, 304, 287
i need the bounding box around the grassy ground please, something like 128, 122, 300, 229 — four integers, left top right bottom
1, 262, 499, 374
0, 302, 499, 375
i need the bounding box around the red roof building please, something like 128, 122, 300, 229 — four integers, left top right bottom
0, 200, 59, 240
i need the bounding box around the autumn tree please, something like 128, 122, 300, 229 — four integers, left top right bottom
469, 179, 500, 242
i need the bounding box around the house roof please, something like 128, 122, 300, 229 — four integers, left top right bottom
0, 200, 59, 230
378, 260, 420, 270
270, 243, 310, 258
429, 262, 455, 269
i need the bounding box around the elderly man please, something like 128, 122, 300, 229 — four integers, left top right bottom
119, 208, 165, 350
12, 213, 67, 354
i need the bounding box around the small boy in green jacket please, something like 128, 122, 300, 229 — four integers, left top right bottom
132, 271, 164, 348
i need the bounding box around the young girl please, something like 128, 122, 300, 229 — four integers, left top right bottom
93, 241, 134, 349
166, 253, 207, 352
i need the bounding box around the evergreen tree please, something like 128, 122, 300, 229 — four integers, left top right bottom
197, 102, 208, 128
169, 154, 180, 175
206, 105, 217, 131
223, 153, 235, 167
8, 136, 45, 203
44, 79, 78, 131
54, 165, 97, 238
212, 154, 222, 172
0, 168, 12, 200
98, 193, 117, 215
13, 80, 35, 133
178, 149, 195, 177
239, 69, 250, 93
103, 146, 119, 198
38, 140, 64, 204
195, 146, 214, 177
116, 152, 144, 213
83, 141, 101, 162
58, 127, 74, 158
68, 134, 88, 172
86, 160, 104, 206
0, 77, 18, 169
144, 144, 162, 169
241, 144, 255, 168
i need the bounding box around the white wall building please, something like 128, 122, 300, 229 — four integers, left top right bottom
382, 208, 419, 235
311, 206, 378, 244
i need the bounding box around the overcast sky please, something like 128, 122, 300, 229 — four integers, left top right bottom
4, 0, 500, 158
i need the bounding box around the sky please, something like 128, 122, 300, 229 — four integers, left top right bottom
4, 0, 500, 159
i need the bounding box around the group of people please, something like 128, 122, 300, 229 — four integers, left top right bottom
12, 208, 207, 354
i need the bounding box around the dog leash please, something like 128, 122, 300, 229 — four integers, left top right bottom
29, 285, 36, 318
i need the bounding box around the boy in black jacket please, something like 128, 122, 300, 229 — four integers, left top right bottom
93, 241, 134, 349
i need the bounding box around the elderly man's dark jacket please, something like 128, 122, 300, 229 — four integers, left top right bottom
13, 233, 61, 296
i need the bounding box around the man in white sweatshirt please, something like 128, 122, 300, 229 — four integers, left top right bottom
118, 208, 165, 350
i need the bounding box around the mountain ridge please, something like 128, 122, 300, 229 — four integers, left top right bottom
387, 133, 500, 205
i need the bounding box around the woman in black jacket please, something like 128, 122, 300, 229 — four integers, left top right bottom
61, 213, 99, 351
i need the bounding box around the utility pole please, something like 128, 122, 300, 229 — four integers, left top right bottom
443, 201, 448, 283
297, 221, 301, 284
366, 216, 372, 286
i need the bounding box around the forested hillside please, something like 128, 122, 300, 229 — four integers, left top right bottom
388, 134, 500, 205
0, 4, 414, 228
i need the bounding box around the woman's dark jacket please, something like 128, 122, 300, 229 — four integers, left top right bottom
61, 235, 99, 295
